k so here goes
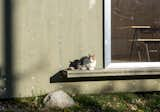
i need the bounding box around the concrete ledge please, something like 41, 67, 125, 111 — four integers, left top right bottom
67, 68, 160, 78
50, 68, 160, 83
50, 69, 160, 93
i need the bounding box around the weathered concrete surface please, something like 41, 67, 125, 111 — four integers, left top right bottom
0, 0, 103, 97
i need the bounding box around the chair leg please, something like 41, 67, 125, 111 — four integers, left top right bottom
138, 51, 142, 61
145, 43, 150, 62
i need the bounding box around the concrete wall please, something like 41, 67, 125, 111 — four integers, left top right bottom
0, 0, 103, 97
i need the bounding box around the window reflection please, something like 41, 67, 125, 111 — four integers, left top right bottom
112, 0, 160, 62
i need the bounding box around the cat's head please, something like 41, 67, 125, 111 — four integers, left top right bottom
88, 54, 96, 62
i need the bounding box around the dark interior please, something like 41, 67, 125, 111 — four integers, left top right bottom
112, 0, 160, 62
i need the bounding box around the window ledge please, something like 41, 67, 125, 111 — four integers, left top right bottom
50, 68, 160, 83
67, 68, 160, 78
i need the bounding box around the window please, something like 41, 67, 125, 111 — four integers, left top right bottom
105, 0, 160, 68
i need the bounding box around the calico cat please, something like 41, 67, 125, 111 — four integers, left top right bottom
68, 54, 96, 70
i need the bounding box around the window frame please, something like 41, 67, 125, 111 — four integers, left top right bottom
104, 0, 160, 69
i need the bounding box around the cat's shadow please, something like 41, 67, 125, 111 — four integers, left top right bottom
50, 70, 97, 83
50, 70, 68, 83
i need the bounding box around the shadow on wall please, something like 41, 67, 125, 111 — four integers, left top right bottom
0, 67, 2, 78
1, 0, 15, 98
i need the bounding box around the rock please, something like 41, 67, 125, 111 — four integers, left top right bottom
43, 90, 75, 109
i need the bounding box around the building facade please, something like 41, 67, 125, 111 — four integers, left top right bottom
0, 0, 160, 98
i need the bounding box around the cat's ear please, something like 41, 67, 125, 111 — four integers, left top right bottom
90, 54, 96, 60
88, 53, 95, 57
88, 53, 92, 57
92, 54, 96, 57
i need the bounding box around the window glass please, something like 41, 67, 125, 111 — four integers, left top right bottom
111, 0, 160, 62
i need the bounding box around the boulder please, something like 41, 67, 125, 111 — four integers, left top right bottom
43, 90, 75, 109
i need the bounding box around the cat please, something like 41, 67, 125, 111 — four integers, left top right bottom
68, 59, 81, 70
67, 54, 96, 70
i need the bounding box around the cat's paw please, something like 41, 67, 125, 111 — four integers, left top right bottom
67, 67, 75, 70
80, 66, 87, 70
88, 67, 95, 70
